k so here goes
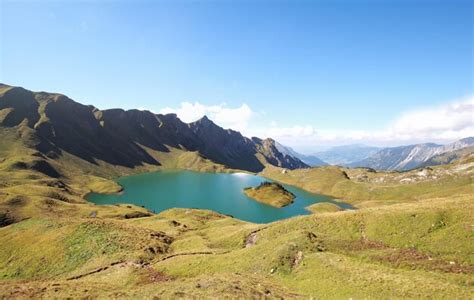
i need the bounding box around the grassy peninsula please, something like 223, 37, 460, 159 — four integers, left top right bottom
243, 181, 296, 208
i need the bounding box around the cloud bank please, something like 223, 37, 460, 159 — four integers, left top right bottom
158, 96, 474, 150
261, 96, 474, 150
159, 102, 253, 133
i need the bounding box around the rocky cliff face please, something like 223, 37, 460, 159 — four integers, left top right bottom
274, 141, 327, 167
188, 116, 266, 172
349, 139, 474, 171
0, 84, 307, 172
252, 138, 308, 169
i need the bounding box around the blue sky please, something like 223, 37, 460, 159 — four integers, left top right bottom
1, 0, 472, 152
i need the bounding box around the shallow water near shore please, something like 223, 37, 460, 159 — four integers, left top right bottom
87, 171, 353, 223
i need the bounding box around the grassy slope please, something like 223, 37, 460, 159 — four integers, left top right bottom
1, 196, 472, 298
0, 119, 473, 297
306, 202, 343, 213
260, 163, 473, 208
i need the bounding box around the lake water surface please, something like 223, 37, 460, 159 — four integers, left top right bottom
87, 171, 352, 223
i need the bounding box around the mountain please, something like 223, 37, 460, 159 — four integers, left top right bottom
0, 84, 307, 173
419, 145, 474, 167
314, 144, 381, 165
274, 141, 327, 166
252, 138, 310, 169
440, 137, 474, 152
349, 138, 474, 171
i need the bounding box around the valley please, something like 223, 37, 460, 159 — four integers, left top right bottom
0, 84, 473, 298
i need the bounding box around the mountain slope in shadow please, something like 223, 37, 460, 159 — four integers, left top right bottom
0, 84, 307, 173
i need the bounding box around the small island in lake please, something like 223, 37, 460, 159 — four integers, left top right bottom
243, 181, 296, 208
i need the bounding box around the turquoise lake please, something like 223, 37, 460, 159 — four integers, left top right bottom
87, 171, 352, 223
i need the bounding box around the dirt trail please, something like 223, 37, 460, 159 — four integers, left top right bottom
66, 261, 126, 280
157, 250, 232, 262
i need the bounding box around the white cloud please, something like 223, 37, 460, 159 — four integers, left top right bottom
159, 102, 253, 133
255, 96, 474, 149
391, 97, 474, 136
266, 125, 315, 138
138, 107, 156, 113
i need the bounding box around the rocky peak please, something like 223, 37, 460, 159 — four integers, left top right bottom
262, 138, 276, 145
191, 115, 217, 127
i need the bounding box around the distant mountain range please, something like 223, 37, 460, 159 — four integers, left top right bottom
276, 139, 474, 171
348, 137, 474, 171
313, 144, 381, 165
274, 142, 327, 166
0, 84, 307, 173
418, 145, 474, 168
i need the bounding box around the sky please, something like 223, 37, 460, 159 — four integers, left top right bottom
1, 0, 472, 153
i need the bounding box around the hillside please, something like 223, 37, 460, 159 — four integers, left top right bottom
260, 155, 473, 208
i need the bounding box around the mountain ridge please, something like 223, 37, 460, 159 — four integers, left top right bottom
0, 83, 307, 173
274, 141, 327, 166
349, 138, 474, 170
314, 144, 381, 165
